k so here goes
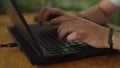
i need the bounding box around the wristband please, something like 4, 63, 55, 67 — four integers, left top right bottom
108, 28, 114, 50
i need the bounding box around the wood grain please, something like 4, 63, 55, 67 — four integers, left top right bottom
0, 13, 120, 68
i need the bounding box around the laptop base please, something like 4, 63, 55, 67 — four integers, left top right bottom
8, 25, 119, 65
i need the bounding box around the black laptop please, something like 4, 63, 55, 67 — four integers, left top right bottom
1, 0, 118, 65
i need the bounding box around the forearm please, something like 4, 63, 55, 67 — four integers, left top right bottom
77, 0, 119, 25
79, 5, 109, 25
112, 30, 120, 50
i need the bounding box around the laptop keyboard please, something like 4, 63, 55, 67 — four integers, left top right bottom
31, 24, 89, 54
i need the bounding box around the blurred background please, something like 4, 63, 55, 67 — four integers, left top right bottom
0, 0, 120, 27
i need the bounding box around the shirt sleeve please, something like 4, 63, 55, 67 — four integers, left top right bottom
110, 0, 120, 7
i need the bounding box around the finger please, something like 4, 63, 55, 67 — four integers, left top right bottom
49, 8, 65, 15
67, 32, 80, 42
58, 29, 71, 40
39, 7, 56, 23
58, 25, 73, 40
39, 7, 51, 23
67, 31, 88, 42
38, 7, 48, 23
38, 7, 65, 24
42, 8, 62, 22
50, 15, 71, 25
41, 10, 50, 22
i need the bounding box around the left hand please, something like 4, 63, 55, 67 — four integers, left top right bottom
51, 15, 110, 48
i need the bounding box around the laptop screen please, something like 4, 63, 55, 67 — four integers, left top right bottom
1, 0, 43, 55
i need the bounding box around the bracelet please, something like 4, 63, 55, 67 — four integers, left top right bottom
108, 28, 114, 50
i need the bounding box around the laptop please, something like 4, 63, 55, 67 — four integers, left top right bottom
1, 0, 118, 65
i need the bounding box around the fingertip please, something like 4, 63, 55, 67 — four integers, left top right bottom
50, 19, 59, 25
67, 32, 78, 42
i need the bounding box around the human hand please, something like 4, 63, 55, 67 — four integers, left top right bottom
37, 7, 66, 24
52, 15, 110, 48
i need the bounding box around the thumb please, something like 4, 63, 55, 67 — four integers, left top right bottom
67, 32, 88, 42
67, 32, 81, 42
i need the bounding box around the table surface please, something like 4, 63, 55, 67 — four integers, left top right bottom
0, 13, 120, 68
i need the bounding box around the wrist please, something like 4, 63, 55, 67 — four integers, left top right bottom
102, 28, 110, 48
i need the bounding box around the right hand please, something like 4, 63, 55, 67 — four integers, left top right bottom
38, 7, 66, 24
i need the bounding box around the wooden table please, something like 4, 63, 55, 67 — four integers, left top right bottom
0, 13, 120, 68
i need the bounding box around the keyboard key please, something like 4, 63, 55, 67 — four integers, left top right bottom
49, 50, 56, 54
78, 42, 83, 45
68, 47, 76, 51
59, 46, 70, 52
63, 42, 69, 45
65, 45, 71, 47
62, 48, 69, 52
71, 45, 82, 50
69, 42, 77, 45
